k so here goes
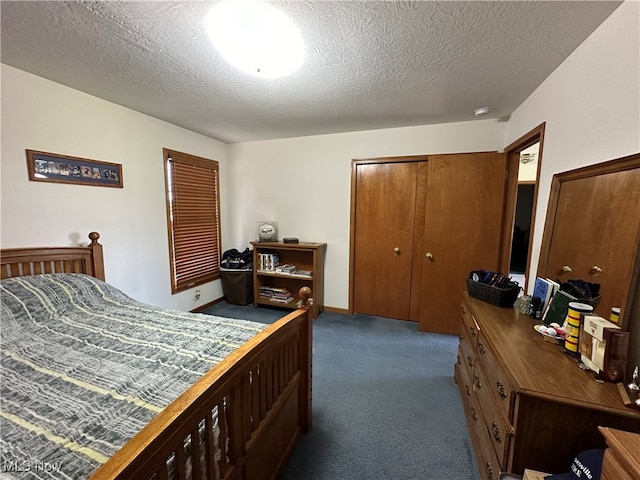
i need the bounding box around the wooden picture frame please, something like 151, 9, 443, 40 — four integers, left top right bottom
26, 149, 123, 188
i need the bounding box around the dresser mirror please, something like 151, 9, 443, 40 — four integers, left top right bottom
536, 152, 640, 382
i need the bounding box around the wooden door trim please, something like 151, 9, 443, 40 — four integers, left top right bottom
352, 155, 431, 165
501, 122, 546, 292
349, 155, 429, 314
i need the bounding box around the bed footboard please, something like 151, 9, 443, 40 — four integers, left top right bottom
90, 304, 312, 480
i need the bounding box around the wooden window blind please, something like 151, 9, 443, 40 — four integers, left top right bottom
163, 148, 221, 293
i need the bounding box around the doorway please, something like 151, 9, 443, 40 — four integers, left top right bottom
509, 143, 539, 287
500, 123, 545, 293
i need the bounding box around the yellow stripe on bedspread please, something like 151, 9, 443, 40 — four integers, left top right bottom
0, 410, 110, 464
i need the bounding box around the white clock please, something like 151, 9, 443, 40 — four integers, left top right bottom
257, 221, 278, 242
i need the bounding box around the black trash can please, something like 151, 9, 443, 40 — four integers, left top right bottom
220, 248, 253, 306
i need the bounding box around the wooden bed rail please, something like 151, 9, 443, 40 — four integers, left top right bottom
91, 289, 313, 480
1, 232, 105, 280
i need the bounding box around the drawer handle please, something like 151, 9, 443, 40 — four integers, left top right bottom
461, 307, 466, 316
491, 422, 503, 443
465, 385, 472, 397
470, 407, 478, 421
485, 462, 494, 480
496, 380, 508, 399
478, 343, 485, 355
457, 354, 461, 365
474, 375, 482, 390
467, 356, 474, 368
470, 326, 477, 338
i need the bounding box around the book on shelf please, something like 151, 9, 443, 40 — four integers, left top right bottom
291, 269, 312, 278
268, 296, 294, 304
275, 263, 296, 274
259, 286, 293, 303
545, 278, 560, 298
259, 286, 290, 294
542, 289, 577, 325
532, 277, 554, 315
258, 253, 279, 271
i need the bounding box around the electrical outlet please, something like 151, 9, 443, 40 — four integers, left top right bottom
194, 289, 201, 301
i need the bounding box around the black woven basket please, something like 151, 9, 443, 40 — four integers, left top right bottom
466, 279, 520, 308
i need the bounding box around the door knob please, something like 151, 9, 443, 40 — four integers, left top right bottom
562, 265, 572, 273
425, 252, 433, 259
590, 265, 603, 274
393, 247, 400, 255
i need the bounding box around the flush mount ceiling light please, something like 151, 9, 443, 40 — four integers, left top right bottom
205, 0, 304, 79
474, 106, 491, 117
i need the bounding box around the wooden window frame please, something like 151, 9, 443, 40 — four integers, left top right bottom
163, 148, 221, 294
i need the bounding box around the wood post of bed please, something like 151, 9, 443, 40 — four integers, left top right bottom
297, 285, 313, 432
87, 232, 105, 280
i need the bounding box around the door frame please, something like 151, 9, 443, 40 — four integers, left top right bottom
349, 155, 429, 315
500, 122, 546, 293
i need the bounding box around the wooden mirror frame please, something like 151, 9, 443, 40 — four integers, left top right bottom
537, 152, 640, 330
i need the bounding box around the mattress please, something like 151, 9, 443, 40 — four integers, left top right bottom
0, 273, 265, 479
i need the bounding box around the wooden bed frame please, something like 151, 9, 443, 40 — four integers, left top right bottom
1, 232, 313, 480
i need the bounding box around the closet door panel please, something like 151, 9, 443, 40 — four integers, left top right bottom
419, 152, 508, 334
353, 162, 419, 319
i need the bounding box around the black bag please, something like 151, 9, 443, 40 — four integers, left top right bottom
222, 248, 253, 269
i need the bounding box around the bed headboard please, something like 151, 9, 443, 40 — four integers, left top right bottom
1, 232, 105, 280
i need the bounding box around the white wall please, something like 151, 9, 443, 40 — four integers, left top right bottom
505, 0, 640, 290
0, 65, 231, 310
229, 120, 507, 310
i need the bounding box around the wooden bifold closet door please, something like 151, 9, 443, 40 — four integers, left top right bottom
352, 152, 508, 334
419, 152, 507, 334
353, 161, 422, 320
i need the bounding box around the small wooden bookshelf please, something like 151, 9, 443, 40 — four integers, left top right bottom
251, 241, 326, 319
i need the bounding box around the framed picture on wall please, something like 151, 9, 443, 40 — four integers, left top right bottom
26, 149, 123, 188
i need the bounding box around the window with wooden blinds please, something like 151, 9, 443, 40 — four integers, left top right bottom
163, 148, 221, 293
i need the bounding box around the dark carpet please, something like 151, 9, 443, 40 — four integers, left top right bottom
202, 302, 479, 480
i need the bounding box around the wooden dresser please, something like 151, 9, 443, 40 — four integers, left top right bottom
454, 293, 640, 480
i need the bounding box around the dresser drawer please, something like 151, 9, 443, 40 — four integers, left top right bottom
461, 301, 480, 347
455, 352, 475, 402
477, 429, 503, 480
459, 329, 477, 375
476, 333, 515, 420
474, 364, 514, 469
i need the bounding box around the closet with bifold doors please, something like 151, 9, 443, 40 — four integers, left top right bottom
351, 152, 510, 335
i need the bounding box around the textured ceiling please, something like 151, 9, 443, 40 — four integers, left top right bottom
0, 1, 622, 143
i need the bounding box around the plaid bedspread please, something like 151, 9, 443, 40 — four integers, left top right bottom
0, 273, 265, 479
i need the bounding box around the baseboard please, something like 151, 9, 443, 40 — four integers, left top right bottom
191, 296, 225, 313
322, 305, 350, 315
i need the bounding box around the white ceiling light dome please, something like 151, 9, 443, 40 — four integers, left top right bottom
205, 0, 304, 79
